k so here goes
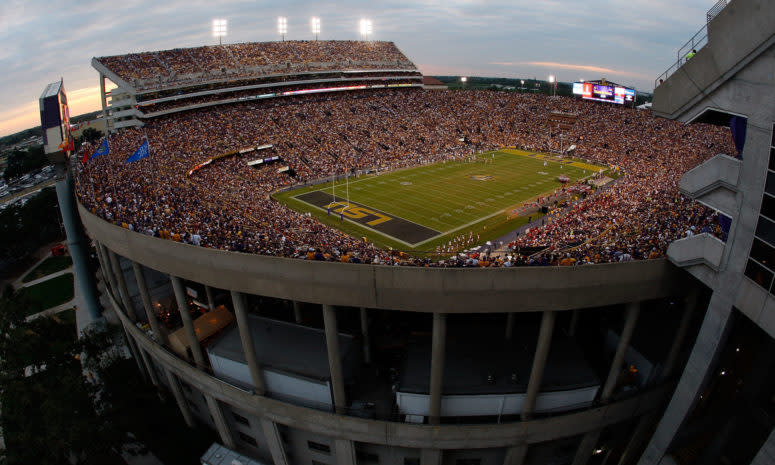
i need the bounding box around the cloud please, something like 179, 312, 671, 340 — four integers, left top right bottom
491, 61, 649, 81
0, 86, 103, 136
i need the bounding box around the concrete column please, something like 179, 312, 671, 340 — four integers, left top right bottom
505, 313, 515, 339
231, 290, 265, 394
293, 300, 303, 324
132, 261, 169, 346
600, 302, 641, 402
108, 250, 136, 322
334, 439, 357, 465
617, 412, 659, 465
504, 445, 528, 465
421, 449, 442, 465
98, 243, 120, 303
205, 285, 215, 310
661, 289, 698, 379
751, 426, 775, 465
260, 419, 289, 465
429, 312, 447, 424
122, 325, 147, 381
204, 394, 235, 449
53, 167, 101, 322
170, 275, 206, 368
165, 369, 195, 427
568, 309, 580, 337
322, 304, 347, 414
99, 73, 109, 135
360, 307, 371, 364
572, 429, 602, 465
139, 347, 160, 387
93, 240, 111, 290
522, 310, 556, 420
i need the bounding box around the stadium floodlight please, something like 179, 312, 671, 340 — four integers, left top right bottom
311, 17, 321, 40
548, 75, 556, 97
212, 19, 227, 45
278, 17, 288, 41
359, 19, 372, 40
460, 76, 467, 83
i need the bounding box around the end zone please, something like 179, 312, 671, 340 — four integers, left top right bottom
294, 190, 441, 245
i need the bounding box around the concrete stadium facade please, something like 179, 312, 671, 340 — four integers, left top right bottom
70, 1, 775, 464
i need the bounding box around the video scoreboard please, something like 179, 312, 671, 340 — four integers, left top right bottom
572, 82, 635, 105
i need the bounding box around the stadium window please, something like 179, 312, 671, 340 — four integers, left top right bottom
233, 412, 250, 426
745, 259, 773, 289
756, 216, 775, 246
455, 459, 482, 465
751, 238, 775, 270
404, 458, 420, 465
238, 432, 258, 447
760, 194, 775, 222
356, 450, 380, 463
769, 147, 775, 172
307, 441, 331, 454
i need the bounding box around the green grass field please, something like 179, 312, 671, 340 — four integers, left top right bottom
275, 149, 606, 254
20, 273, 74, 314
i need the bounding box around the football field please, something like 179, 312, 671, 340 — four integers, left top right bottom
276, 149, 606, 250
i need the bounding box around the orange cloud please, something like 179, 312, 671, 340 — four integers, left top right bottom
491, 61, 647, 80
0, 85, 104, 137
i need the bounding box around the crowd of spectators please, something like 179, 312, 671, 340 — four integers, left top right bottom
97, 41, 416, 91
139, 79, 420, 114
76, 88, 735, 267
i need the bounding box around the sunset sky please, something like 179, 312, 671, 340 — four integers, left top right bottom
0, 0, 713, 137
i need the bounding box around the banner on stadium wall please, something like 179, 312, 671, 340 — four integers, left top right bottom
186, 144, 274, 176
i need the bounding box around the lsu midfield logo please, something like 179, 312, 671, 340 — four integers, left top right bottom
325, 201, 392, 226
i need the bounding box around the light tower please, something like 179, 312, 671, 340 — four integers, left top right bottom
311, 17, 320, 40
359, 18, 372, 41
278, 17, 287, 41
548, 74, 556, 97
212, 18, 227, 45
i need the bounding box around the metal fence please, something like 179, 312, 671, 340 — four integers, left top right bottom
654, 0, 731, 88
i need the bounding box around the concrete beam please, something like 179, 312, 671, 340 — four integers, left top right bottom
79, 205, 684, 314
601, 302, 640, 403
260, 419, 289, 465
335, 439, 357, 465
113, 290, 673, 449
170, 275, 207, 368
522, 310, 556, 420
231, 290, 266, 395
323, 304, 347, 414
165, 368, 195, 428
429, 313, 447, 424
132, 261, 169, 346
421, 449, 442, 465
108, 250, 135, 321
205, 393, 235, 449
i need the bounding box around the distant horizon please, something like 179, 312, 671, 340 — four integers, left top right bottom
1, 0, 713, 137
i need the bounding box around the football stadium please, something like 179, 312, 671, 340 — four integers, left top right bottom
42, 1, 775, 464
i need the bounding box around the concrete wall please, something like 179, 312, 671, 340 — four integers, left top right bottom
652, 0, 775, 119
79, 204, 684, 314
641, 11, 775, 464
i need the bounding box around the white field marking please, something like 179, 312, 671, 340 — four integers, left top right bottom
305, 152, 589, 234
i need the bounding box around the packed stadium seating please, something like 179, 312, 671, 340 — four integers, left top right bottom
96, 41, 416, 91
75, 87, 734, 267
